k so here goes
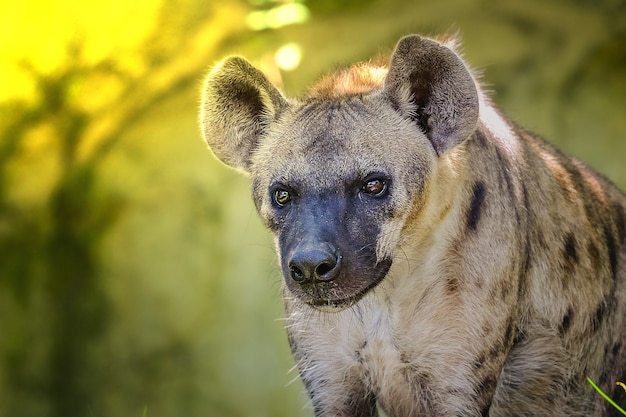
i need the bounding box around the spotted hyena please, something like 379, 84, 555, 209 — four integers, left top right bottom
200, 35, 626, 416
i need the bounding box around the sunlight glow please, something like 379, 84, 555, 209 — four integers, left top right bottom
0, 0, 159, 102
274, 43, 302, 71
245, 3, 310, 31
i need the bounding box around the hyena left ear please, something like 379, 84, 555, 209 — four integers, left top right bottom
383, 35, 479, 155
200, 57, 287, 171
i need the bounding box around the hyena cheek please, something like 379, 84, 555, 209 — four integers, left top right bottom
376, 220, 404, 262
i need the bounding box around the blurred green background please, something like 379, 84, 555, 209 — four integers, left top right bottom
0, 0, 624, 416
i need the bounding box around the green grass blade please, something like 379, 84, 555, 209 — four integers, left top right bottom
587, 377, 626, 416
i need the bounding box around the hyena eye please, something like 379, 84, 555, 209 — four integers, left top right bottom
362, 176, 389, 197
272, 188, 292, 207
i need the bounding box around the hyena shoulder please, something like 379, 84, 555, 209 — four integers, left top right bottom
201, 34, 626, 416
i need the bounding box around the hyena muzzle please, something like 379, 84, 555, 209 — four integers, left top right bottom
200, 35, 626, 416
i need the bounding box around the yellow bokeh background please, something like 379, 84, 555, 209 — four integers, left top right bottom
0, 0, 160, 101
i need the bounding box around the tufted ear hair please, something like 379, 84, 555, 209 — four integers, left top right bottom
200, 57, 287, 171
383, 35, 479, 155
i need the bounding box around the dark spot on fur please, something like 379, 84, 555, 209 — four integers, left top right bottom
473, 354, 486, 370
559, 307, 573, 336
500, 284, 509, 301
467, 182, 486, 231
355, 340, 367, 364
588, 241, 601, 271
522, 238, 532, 275
480, 375, 498, 392
513, 327, 526, 345
476, 375, 498, 409
325, 102, 341, 125
416, 371, 432, 385
560, 154, 596, 220
446, 276, 459, 294
614, 202, 625, 244
519, 248, 530, 302
613, 385, 626, 417
473, 130, 489, 148
603, 224, 617, 279
563, 376, 579, 396
345, 391, 377, 417
481, 403, 492, 417
520, 185, 533, 275
504, 319, 514, 344
599, 369, 609, 385
612, 342, 622, 357
536, 229, 548, 250
495, 146, 517, 205
489, 344, 504, 360
592, 301, 606, 332
563, 233, 578, 265
521, 180, 531, 209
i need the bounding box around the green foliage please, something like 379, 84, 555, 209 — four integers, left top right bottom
588, 378, 626, 415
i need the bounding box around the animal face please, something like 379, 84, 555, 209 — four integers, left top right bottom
200, 37, 479, 310
248, 98, 433, 310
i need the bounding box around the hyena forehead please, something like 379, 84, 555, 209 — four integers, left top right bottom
250, 95, 435, 191
306, 63, 389, 99
201, 34, 479, 174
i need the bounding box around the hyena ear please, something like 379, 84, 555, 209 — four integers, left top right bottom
200, 57, 287, 171
383, 35, 479, 155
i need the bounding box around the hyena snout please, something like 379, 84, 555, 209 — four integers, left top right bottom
288, 241, 343, 284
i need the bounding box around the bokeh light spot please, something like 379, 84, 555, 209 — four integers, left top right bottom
274, 43, 302, 71
245, 3, 309, 31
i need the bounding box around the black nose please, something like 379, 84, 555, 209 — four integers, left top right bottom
288, 243, 342, 284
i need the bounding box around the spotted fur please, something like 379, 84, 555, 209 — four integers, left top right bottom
200, 35, 626, 416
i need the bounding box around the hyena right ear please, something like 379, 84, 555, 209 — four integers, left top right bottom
383, 35, 479, 156
200, 57, 287, 171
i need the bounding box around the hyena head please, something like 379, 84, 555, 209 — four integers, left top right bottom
201, 35, 479, 311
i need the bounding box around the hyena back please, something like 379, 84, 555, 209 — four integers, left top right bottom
200, 35, 626, 416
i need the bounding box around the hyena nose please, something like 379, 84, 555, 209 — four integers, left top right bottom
288, 243, 342, 284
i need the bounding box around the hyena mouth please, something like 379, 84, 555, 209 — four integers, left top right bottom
296, 259, 392, 312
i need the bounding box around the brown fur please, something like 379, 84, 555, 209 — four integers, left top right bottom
200, 35, 626, 416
